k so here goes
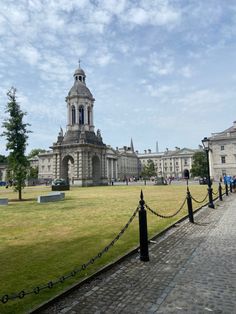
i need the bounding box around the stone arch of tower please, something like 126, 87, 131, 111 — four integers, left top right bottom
79, 106, 84, 125
61, 155, 75, 183
71, 105, 76, 125
92, 155, 101, 185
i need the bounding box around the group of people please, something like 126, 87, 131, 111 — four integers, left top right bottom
222, 175, 236, 192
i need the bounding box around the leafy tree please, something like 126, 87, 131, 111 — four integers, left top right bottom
0, 154, 7, 164
28, 148, 46, 159
141, 159, 156, 179
27, 166, 39, 180
191, 151, 208, 178
1, 87, 31, 200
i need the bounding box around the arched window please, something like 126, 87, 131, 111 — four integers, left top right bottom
88, 107, 91, 125
71, 105, 76, 124
79, 106, 84, 125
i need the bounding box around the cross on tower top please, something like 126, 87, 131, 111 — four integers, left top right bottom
78, 59, 81, 68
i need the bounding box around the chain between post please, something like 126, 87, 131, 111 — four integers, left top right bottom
145, 197, 187, 219
1, 206, 140, 304
191, 193, 208, 204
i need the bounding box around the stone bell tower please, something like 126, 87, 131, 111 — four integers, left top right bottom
51, 64, 108, 186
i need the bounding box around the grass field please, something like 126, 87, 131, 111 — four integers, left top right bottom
0, 183, 214, 314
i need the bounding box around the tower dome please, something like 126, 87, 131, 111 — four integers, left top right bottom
74, 67, 85, 77
68, 65, 93, 99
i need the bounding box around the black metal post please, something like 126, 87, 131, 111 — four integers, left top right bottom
225, 183, 229, 196
206, 149, 214, 209
230, 182, 233, 193
139, 190, 149, 262
186, 187, 194, 223
219, 183, 223, 201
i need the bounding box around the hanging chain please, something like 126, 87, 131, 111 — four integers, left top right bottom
1, 206, 140, 304
145, 197, 187, 219
191, 192, 208, 204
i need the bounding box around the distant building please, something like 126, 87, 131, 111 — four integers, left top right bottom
0, 164, 7, 182
37, 151, 54, 181
138, 147, 199, 179
116, 140, 139, 181
106, 140, 139, 182
208, 121, 236, 180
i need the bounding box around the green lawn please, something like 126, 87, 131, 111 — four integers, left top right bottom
0, 184, 213, 314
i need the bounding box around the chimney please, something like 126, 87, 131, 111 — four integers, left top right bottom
144, 150, 147, 154
148, 149, 151, 154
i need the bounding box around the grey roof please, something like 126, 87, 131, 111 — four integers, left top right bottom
210, 123, 236, 140
68, 81, 93, 99
61, 130, 105, 146
74, 67, 85, 76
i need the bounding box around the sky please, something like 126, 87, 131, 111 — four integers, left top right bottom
1, 0, 236, 156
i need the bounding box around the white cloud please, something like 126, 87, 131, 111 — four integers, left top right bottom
90, 47, 115, 67
179, 66, 193, 78
100, 0, 127, 15
1, 1, 236, 155
18, 45, 41, 65
122, 0, 181, 27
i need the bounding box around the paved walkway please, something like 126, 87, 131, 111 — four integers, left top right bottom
39, 195, 236, 314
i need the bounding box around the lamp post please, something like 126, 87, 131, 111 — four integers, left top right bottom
202, 137, 215, 208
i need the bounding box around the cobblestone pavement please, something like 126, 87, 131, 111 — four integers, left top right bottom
38, 195, 236, 314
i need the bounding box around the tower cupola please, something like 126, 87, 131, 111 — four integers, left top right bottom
74, 66, 86, 83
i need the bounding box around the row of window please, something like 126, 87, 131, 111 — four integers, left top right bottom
142, 160, 188, 166
41, 158, 51, 163
163, 167, 179, 172
41, 166, 51, 171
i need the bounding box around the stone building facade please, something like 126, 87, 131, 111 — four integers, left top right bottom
36, 151, 54, 181
138, 147, 199, 179
105, 140, 139, 182
116, 141, 139, 180
208, 121, 236, 180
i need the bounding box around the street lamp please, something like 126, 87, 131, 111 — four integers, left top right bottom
202, 137, 215, 208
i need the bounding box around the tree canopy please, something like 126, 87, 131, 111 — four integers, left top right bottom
191, 151, 208, 178
1, 87, 31, 200
27, 166, 39, 180
141, 159, 156, 179
28, 148, 46, 159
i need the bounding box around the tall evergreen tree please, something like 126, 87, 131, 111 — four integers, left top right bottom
1, 87, 31, 200
191, 151, 208, 178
